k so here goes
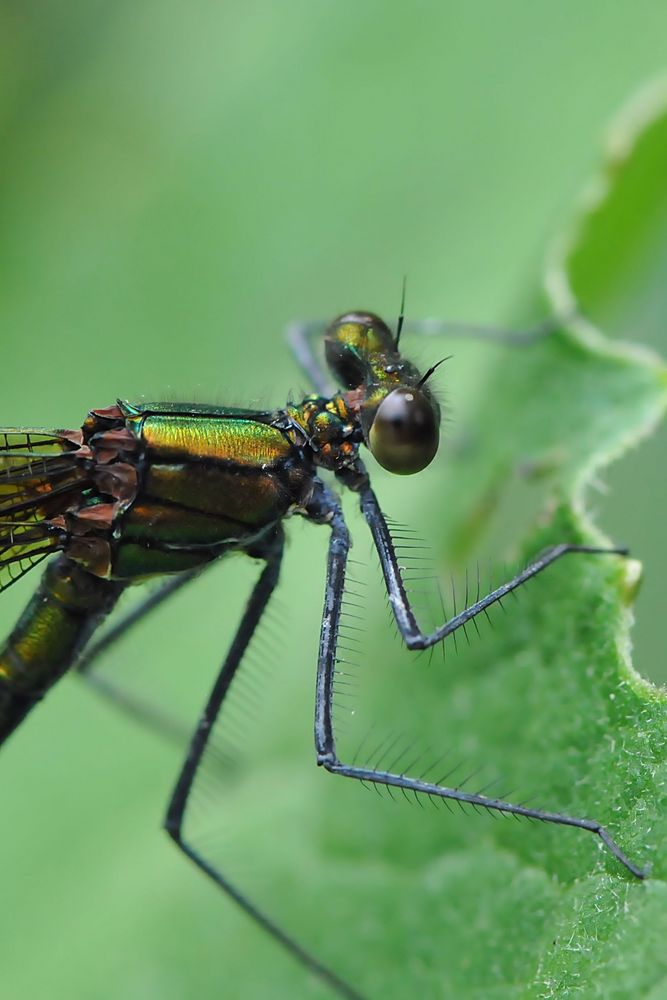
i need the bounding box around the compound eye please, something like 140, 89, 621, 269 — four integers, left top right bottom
368, 387, 439, 474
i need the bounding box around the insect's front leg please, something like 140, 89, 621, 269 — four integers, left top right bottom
358, 484, 628, 649
312, 481, 645, 880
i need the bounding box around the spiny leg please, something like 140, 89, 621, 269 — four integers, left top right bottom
164, 527, 364, 1000
357, 482, 628, 650
312, 484, 645, 880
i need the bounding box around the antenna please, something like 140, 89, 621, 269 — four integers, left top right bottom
395, 276, 407, 348
417, 355, 452, 388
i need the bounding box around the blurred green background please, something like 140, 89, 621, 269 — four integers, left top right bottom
1, 3, 666, 999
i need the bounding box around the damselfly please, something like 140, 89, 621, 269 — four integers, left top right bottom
0, 308, 645, 999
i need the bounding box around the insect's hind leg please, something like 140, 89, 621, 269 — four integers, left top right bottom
313, 483, 646, 880
163, 527, 364, 1000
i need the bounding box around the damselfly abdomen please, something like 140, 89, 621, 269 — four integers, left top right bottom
0, 310, 645, 999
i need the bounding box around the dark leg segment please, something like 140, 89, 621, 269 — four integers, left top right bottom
164, 526, 364, 1000
359, 484, 628, 650
311, 485, 645, 880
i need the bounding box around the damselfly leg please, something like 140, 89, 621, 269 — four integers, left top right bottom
312, 479, 645, 880
162, 525, 362, 1000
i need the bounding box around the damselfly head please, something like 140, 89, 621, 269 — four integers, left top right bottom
323, 310, 442, 474
324, 312, 396, 390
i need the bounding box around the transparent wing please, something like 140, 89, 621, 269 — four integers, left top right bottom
0, 428, 85, 593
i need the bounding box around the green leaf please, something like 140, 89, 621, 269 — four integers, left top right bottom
550, 77, 667, 352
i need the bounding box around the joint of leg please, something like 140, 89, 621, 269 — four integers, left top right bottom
330, 533, 349, 555
317, 751, 337, 769
404, 634, 427, 651
164, 815, 181, 841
